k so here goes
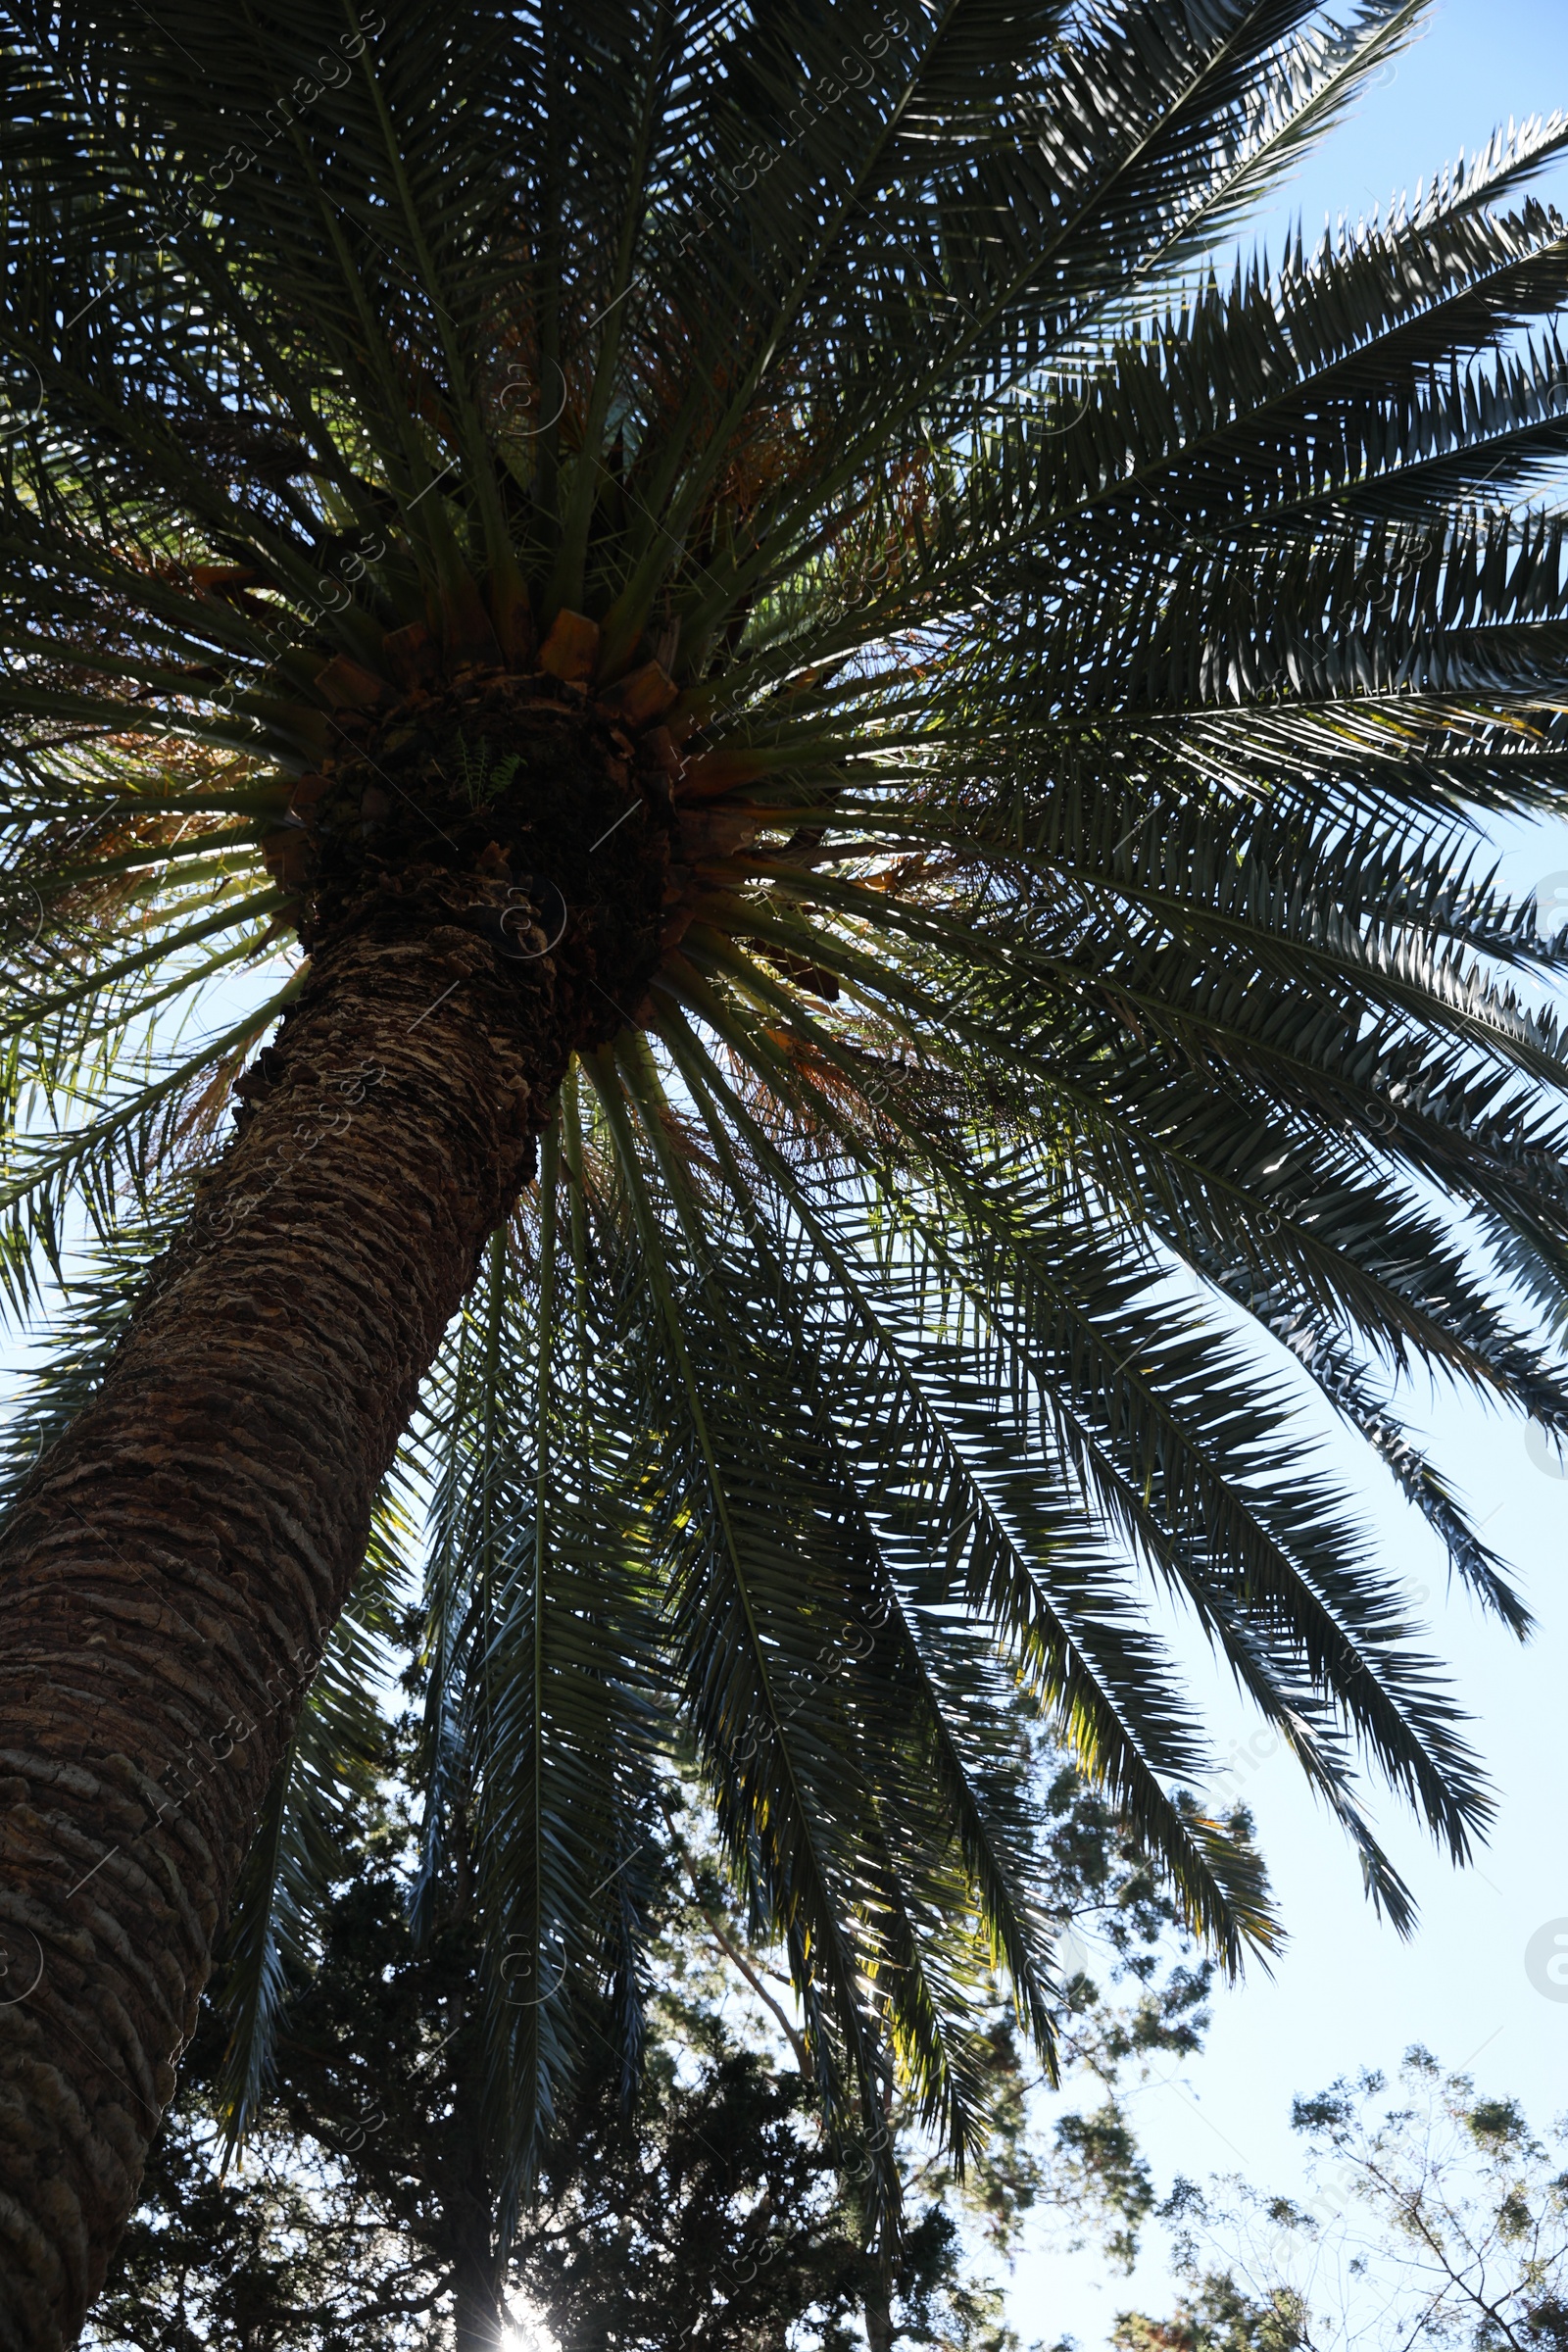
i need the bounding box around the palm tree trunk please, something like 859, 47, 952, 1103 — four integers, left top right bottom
863, 2260, 897, 2352
0, 908, 566, 2348
444, 2025, 508, 2352
452, 2259, 507, 2352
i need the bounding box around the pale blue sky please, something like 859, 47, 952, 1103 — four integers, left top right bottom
1013, 8, 1568, 2345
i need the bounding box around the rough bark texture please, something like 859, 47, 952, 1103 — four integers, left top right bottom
0, 896, 597, 2346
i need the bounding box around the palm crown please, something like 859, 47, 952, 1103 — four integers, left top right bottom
6, 0, 1568, 2285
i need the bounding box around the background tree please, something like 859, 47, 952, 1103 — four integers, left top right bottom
1115, 2049, 1568, 2352
8, 2, 1568, 2340
83, 1743, 1238, 2352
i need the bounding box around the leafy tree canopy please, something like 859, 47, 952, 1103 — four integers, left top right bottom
1116, 2047, 1568, 2352
85, 1741, 1231, 2351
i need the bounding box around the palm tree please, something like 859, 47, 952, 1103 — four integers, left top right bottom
6, 0, 1568, 2339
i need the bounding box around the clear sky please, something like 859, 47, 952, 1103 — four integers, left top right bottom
1011, 7, 1568, 2345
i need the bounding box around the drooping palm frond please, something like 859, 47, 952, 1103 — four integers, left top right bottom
6, 0, 1568, 2234
406, 1191, 665, 2233
0, 1200, 189, 1500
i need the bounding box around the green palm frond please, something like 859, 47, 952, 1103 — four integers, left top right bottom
0, 1200, 187, 1491
405, 1156, 666, 2222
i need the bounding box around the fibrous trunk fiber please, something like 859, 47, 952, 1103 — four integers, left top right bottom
0, 912, 561, 2346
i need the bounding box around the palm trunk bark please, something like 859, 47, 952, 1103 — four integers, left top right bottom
0, 907, 564, 2347
452, 2258, 508, 2352
863, 2260, 897, 2352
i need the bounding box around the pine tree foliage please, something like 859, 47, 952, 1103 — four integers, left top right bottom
5, 0, 1568, 2233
